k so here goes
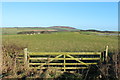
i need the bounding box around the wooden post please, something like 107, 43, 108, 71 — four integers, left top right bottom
105, 46, 108, 61
100, 52, 102, 62
64, 54, 66, 72
105, 46, 109, 79
24, 48, 29, 69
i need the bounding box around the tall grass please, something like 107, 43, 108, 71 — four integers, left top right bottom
2, 44, 63, 79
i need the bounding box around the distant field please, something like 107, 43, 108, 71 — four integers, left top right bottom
2, 31, 118, 53
2, 27, 80, 35
2, 27, 55, 35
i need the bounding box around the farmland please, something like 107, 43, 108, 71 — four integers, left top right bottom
1, 2, 119, 79
1, 27, 119, 79
2, 29, 118, 53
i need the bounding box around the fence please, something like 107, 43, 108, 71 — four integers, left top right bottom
18, 46, 108, 72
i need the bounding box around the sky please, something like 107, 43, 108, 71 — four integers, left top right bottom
2, 2, 118, 31
1, 0, 119, 2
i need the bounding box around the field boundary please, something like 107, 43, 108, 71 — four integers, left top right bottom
18, 46, 108, 72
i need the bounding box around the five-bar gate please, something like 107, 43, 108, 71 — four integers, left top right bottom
20, 46, 108, 72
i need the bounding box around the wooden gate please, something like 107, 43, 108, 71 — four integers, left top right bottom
19, 46, 108, 72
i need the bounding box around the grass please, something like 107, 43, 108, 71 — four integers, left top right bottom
2, 32, 118, 53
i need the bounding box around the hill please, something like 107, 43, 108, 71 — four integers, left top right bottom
2, 26, 119, 35
48, 26, 80, 32
49, 26, 76, 29
2, 26, 80, 35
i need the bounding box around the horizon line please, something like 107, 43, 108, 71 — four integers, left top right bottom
1, 26, 119, 31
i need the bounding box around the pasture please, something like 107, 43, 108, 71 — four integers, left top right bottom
2, 31, 118, 53
2, 29, 119, 79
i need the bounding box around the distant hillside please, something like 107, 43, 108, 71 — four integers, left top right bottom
49, 26, 76, 29
2, 26, 80, 35
2, 26, 118, 35
49, 26, 80, 32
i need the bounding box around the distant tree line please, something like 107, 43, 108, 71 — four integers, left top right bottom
80, 30, 119, 33
17, 31, 57, 34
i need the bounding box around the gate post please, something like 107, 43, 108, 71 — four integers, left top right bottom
24, 48, 29, 69
105, 46, 108, 61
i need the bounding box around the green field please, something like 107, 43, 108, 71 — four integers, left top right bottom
2, 27, 80, 35
2, 31, 118, 53
2, 27, 55, 35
